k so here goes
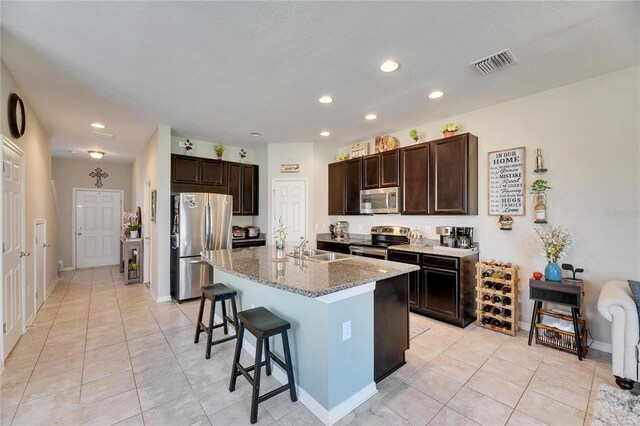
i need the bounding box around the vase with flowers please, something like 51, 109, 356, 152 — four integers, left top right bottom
440, 122, 459, 137
122, 211, 140, 239
534, 225, 573, 281
273, 216, 288, 260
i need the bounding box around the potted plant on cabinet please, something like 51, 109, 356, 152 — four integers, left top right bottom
128, 262, 139, 280
409, 129, 421, 143
214, 144, 224, 159
440, 122, 460, 137
129, 223, 142, 239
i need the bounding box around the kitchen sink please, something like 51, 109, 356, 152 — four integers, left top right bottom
302, 249, 327, 257
307, 253, 351, 262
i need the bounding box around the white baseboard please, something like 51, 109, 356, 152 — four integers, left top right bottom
156, 295, 172, 303
46, 277, 59, 299
232, 319, 376, 425
518, 321, 612, 354
26, 310, 36, 327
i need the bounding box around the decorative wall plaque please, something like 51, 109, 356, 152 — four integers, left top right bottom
89, 167, 109, 188
350, 141, 369, 158
488, 147, 526, 215
280, 163, 299, 173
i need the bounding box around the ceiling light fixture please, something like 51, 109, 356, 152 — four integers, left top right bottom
428, 90, 444, 99
320, 131, 330, 137
365, 114, 378, 120
91, 123, 105, 129
318, 96, 333, 104
249, 132, 261, 137
379, 60, 399, 73
88, 150, 105, 159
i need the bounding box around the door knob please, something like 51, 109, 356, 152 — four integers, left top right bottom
43, 243, 51, 248
19, 251, 30, 258
77, 233, 82, 236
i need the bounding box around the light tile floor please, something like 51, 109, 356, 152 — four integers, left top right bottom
0, 266, 614, 426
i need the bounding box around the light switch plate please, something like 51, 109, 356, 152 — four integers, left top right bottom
342, 321, 351, 341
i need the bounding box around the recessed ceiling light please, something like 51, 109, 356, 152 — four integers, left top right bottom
249, 132, 261, 137
379, 60, 399, 73
88, 150, 105, 159
318, 96, 333, 104
91, 123, 105, 129
428, 90, 444, 99
365, 114, 378, 120
320, 131, 330, 137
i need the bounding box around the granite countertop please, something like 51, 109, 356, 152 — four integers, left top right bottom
201, 246, 419, 298
388, 244, 479, 258
315, 233, 369, 245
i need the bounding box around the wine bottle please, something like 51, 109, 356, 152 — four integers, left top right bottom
492, 319, 502, 328
502, 285, 511, 295
482, 294, 492, 301
484, 281, 494, 289
482, 316, 492, 326
504, 273, 512, 281
503, 322, 512, 331
492, 307, 503, 316
492, 295, 502, 304
501, 297, 512, 306
503, 309, 512, 317
482, 269, 494, 278
482, 305, 492, 313
493, 283, 504, 291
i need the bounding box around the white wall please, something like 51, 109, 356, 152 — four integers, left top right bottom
314, 66, 640, 346
51, 157, 132, 268
0, 59, 58, 342
132, 126, 171, 301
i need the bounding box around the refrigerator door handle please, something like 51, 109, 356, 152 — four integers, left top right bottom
205, 202, 212, 250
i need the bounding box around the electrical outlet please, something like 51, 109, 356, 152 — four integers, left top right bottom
315, 223, 319, 230
342, 321, 351, 341
424, 225, 432, 234
251, 303, 256, 309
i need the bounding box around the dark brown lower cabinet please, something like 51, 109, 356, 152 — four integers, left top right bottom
374, 273, 409, 382
388, 249, 478, 327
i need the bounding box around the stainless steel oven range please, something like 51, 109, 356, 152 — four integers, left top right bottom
349, 226, 410, 260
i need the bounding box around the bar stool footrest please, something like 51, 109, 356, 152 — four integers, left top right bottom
258, 384, 292, 404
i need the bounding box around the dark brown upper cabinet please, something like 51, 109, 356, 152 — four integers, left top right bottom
172, 155, 199, 184
171, 154, 259, 215
428, 133, 478, 215
228, 162, 259, 216
328, 158, 362, 215
401, 144, 430, 215
200, 159, 226, 187
362, 150, 400, 189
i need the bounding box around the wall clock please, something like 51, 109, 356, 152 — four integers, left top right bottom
8, 93, 26, 139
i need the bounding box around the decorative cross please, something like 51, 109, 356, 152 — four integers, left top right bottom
89, 167, 109, 188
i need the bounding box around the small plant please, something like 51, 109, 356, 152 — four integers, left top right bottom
440, 122, 460, 133
273, 216, 288, 250
409, 129, 420, 142
214, 144, 224, 156
128, 262, 138, 271
184, 139, 193, 151
336, 153, 349, 161
129, 223, 142, 232
530, 179, 551, 193
239, 148, 247, 159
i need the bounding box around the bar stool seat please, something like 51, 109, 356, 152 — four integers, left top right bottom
194, 283, 239, 359
229, 307, 297, 424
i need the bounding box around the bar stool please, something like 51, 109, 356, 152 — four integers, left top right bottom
229, 307, 297, 424
194, 283, 239, 359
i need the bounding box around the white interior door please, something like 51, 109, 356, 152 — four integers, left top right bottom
76, 190, 121, 268
272, 179, 307, 247
34, 221, 46, 310
3, 139, 25, 360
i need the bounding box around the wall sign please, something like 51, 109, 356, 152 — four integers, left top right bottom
488, 147, 526, 215
280, 163, 299, 173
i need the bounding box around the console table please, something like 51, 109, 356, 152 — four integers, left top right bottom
528, 278, 585, 360
120, 238, 143, 285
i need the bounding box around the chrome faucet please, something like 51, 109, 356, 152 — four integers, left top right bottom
294, 237, 308, 257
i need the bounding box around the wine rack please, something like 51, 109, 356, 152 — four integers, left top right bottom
475, 260, 519, 336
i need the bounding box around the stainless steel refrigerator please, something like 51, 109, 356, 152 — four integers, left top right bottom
170, 193, 233, 302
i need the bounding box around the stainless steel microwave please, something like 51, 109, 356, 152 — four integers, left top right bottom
360, 187, 400, 214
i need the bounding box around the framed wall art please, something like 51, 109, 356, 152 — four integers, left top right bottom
151, 189, 157, 221
488, 147, 526, 215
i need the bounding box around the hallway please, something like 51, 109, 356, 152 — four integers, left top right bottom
0, 266, 290, 425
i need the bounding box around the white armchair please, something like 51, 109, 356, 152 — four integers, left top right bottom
597, 280, 639, 389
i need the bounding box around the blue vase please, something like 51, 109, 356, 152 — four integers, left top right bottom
545, 261, 562, 282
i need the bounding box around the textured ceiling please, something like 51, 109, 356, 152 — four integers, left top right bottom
1, 1, 638, 163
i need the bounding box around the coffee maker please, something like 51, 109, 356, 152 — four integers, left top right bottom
453, 227, 474, 249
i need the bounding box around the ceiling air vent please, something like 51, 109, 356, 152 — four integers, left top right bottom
470, 49, 517, 75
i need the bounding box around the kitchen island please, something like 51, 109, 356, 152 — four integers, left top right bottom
201, 246, 419, 425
